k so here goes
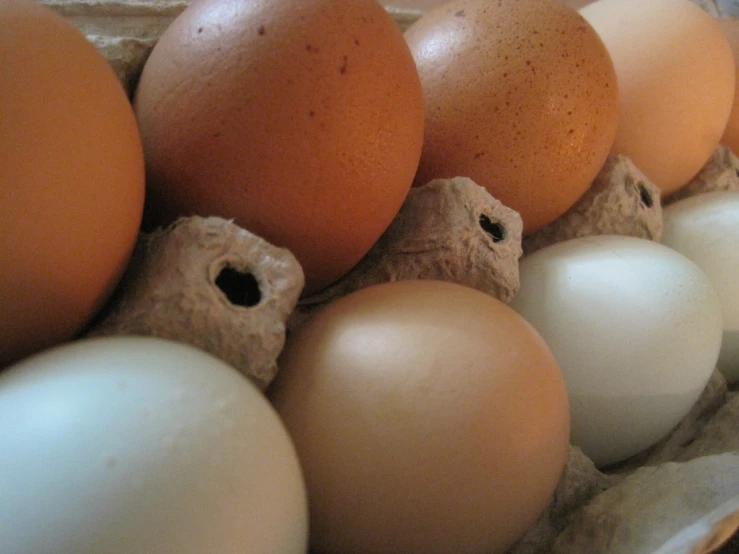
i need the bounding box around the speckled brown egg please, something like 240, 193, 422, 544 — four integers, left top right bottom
134, 0, 424, 295
405, 0, 619, 235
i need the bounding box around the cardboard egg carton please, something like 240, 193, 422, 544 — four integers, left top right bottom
41, 0, 423, 95
41, 0, 186, 93
39, 0, 739, 552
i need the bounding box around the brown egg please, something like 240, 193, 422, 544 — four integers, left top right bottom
404, 0, 619, 235
719, 18, 739, 157
0, 0, 145, 367
268, 280, 571, 554
134, 0, 425, 295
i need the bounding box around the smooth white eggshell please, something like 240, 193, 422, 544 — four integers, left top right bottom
580, 0, 735, 196
662, 191, 739, 383
512, 236, 723, 467
0, 337, 308, 554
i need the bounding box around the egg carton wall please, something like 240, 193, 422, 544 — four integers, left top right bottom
39, 0, 739, 552
41, 0, 423, 96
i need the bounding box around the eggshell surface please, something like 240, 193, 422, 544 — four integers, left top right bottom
134, 0, 425, 294
404, 0, 619, 234
0, 0, 145, 367
662, 192, 739, 384
511, 236, 723, 467
580, 0, 735, 196
0, 337, 308, 554
269, 280, 570, 554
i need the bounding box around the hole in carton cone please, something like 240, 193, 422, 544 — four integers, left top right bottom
638, 184, 654, 208
216, 267, 262, 307
479, 214, 506, 243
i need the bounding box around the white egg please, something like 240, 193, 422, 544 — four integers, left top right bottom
0, 336, 308, 554
662, 191, 739, 384
511, 236, 723, 467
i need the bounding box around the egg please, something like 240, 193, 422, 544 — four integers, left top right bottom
404, 0, 619, 235
580, 0, 735, 197
134, 0, 425, 295
0, 0, 145, 367
662, 191, 739, 384
718, 17, 739, 156
511, 236, 723, 467
0, 336, 308, 554
268, 280, 570, 554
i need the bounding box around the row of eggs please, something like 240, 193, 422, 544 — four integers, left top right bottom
2, 0, 738, 363
1, 0, 739, 553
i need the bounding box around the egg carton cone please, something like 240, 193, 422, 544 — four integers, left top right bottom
33, 0, 739, 552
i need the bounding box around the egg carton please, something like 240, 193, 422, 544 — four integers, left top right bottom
41, 0, 423, 96
41, 0, 739, 552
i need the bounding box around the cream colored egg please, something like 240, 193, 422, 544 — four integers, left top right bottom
662, 191, 739, 384
512, 236, 723, 467
580, 0, 735, 197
